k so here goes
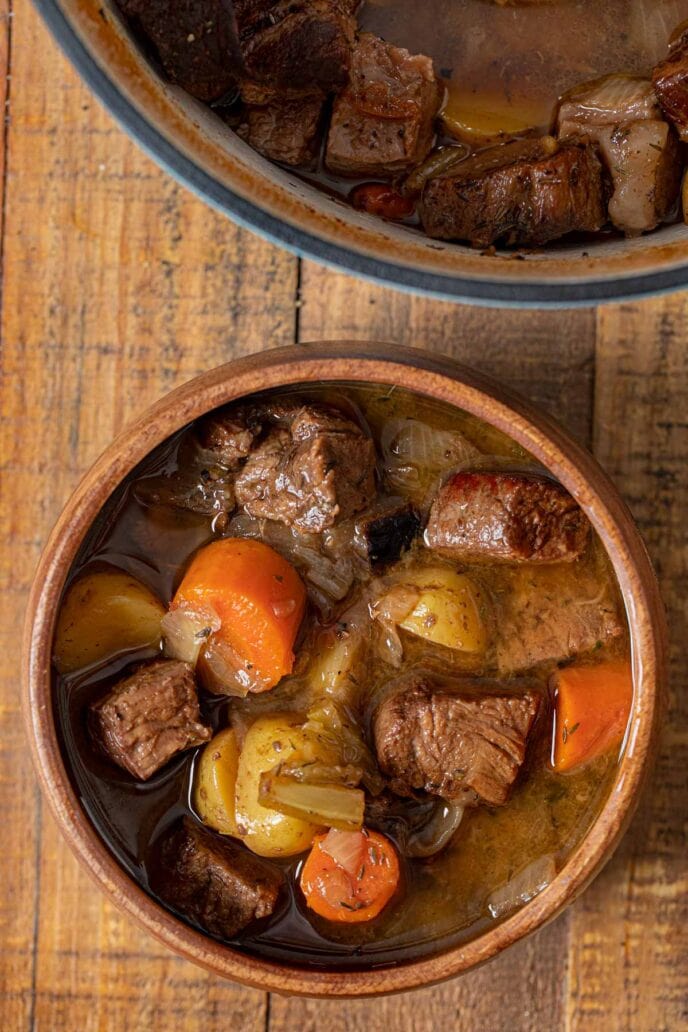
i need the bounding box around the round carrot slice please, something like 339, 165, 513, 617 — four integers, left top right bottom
173, 538, 306, 690
300, 828, 400, 923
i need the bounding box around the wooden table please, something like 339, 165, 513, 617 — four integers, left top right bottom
1, 4, 686, 1030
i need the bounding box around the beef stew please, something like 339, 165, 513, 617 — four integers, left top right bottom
54, 383, 633, 968
112, 0, 688, 251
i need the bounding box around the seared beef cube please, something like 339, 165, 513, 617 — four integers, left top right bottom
235, 404, 376, 533
425, 471, 590, 564
238, 95, 326, 167
373, 675, 541, 806
419, 137, 607, 248
153, 817, 281, 937
493, 564, 623, 675
354, 498, 420, 565
325, 33, 441, 177
90, 660, 211, 780
558, 75, 681, 235
654, 29, 688, 143
197, 407, 262, 468
116, 0, 241, 102
232, 0, 356, 94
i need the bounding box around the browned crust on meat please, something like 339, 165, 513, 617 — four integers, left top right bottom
425, 471, 590, 563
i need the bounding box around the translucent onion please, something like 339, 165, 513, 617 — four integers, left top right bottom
258, 773, 365, 831
487, 855, 556, 919
305, 700, 384, 795
380, 418, 480, 503
161, 602, 221, 666
320, 828, 367, 875
200, 638, 269, 697
405, 802, 465, 858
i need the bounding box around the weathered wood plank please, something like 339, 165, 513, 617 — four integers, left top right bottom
297, 261, 596, 445
268, 263, 598, 1032
0, 3, 296, 1029
564, 298, 688, 1032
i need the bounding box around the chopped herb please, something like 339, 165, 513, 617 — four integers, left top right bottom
568, 721, 580, 736
357, 864, 366, 880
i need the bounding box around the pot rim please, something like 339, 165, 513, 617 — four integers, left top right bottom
33, 0, 688, 309
22, 342, 666, 997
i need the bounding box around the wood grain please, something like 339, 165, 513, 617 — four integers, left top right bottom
0, 2, 686, 1030
563, 299, 688, 1032
0, 3, 294, 1029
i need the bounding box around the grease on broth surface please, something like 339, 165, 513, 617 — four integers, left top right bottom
54, 383, 631, 968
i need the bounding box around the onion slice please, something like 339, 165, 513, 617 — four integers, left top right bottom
161, 602, 220, 666
320, 828, 367, 876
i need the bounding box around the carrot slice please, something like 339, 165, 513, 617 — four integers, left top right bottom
172, 538, 306, 690
300, 828, 400, 923
551, 660, 633, 772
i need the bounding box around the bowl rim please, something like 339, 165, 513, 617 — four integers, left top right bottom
22, 341, 666, 997
33, 0, 688, 309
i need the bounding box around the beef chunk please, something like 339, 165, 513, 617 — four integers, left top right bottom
373, 675, 541, 806
325, 33, 442, 177
238, 95, 326, 167
116, 0, 241, 102
153, 817, 281, 937
425, 471, 590, 564
653, 29, 688, 143
90, 660, 211, 780
558, 75, 681, 235
354, 497, 420, 565
235, 403, 376, 533
493, 564, 624, 674
232, 0, 356, 94
419, 137, 607, 248
197, 407, 262, 468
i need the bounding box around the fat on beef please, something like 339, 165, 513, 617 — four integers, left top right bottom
237, 95, 325, 167
232, 0, 357, 94
116, 0, 242, 102
419, 137, 607, 248
90, 660, 211, 780
152, 817, 282, 937
325, 33, 442, 177
558, 75, 681, 236
354, 497, 420, 566
653, 28, 688, 143
234, 403, 376, 534
492, 563, 624, 675
425, 471, 590, 564
373, 675, 541, 807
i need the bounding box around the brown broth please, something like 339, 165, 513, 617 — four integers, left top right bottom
54, 383, 631, 969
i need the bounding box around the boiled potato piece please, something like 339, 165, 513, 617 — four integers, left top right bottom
54, 569, 165, 673
442, 91, 542, 147
235, 715, 324, 858
193, 727, 240, 836
399, 567, 487, 653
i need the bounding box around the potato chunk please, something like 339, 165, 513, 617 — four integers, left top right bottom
193, 728, 240, 836
399, 567, 487, 653
54, 569, 165, 673
235, 716, 324, 858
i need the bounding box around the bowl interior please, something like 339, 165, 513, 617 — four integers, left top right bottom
23, 344, 665, 996
36, 0, 688, 305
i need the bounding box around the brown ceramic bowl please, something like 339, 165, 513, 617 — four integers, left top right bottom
33, 0, 688, 306
23, 342, 666, 996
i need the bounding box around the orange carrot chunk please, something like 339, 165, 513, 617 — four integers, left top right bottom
551, 660, 633, 773
300, 828, 400, 923
172, 538, 306, 691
